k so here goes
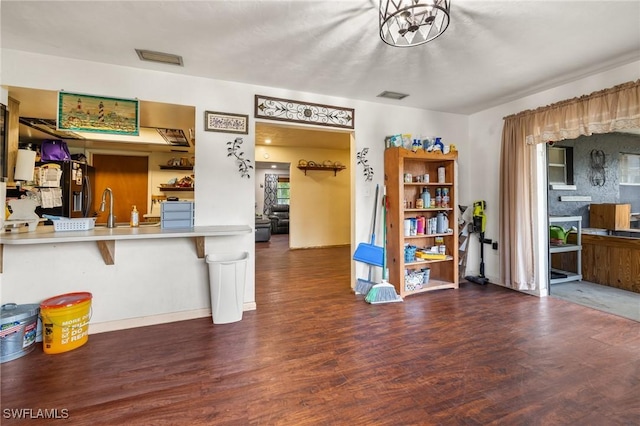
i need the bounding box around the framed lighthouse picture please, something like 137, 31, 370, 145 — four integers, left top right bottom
57, 91, 139, 136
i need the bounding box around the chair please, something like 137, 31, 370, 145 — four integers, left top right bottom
255, 218, 272, 242
268, 204, 290, 234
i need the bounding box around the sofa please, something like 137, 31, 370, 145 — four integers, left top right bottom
268, 204, 290, 234
255, 218, 272, 242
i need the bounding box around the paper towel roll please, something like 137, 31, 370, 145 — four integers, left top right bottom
15, 149, 36, 182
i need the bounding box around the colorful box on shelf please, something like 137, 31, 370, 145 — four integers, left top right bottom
416, 252, 447, 260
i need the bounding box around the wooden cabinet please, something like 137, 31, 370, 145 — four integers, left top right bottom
384, 147, 459, 297
589, 203, 631, 230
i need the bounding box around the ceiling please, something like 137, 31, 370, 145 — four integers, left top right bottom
2, 1, 639, 117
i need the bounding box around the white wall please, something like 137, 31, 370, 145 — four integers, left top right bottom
465, 60, 640, 295
1, 49, 468, 330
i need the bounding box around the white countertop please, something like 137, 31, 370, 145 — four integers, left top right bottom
0, 224, 252, 245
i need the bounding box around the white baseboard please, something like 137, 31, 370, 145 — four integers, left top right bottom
89, 302, 257, 334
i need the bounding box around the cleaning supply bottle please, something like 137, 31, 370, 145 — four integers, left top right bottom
421, 187, 431, 209
130, 205, 139, 227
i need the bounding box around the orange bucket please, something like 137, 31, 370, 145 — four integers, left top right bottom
40, 292, 92, 354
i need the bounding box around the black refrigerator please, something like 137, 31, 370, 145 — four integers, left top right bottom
36, 160, 96, 218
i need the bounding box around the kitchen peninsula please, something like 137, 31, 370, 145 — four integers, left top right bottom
0, 224, 251, 272
1, 223, 254, 333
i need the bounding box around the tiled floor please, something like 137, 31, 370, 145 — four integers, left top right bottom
550, 280, 640, 322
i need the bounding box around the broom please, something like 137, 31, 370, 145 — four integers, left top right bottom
355, 185, 380, 295
365, 190, 402, 304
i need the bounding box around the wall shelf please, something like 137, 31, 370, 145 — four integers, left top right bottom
297, 165, 346, 176
159, 165, 193, 170
158, 187, 194, 192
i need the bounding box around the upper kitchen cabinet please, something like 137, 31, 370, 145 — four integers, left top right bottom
9, 86, 195, 154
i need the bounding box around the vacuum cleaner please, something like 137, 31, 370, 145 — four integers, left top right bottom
465, 200, 490, 285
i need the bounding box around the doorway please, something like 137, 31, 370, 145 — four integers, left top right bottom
91, 153, 148, 224
254, 122, 352, 250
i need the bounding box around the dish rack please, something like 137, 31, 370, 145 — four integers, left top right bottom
52, 218, 96, 232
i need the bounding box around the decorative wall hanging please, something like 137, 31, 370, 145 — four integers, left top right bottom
227, 137, 253, 178
205, 111, 249, 134
589, 149, 606, 186
357, 148, 374, 181
255, 95, 354, 129
57, 91, 139, 135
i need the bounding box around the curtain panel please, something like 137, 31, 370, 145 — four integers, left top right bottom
499, 80, 639, 291
263, 174, 279, 215
522, 80, 640, 145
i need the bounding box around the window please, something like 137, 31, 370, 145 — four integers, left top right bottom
619, 153, 640, 184
547, 146, 574, 186
276, 177, 290, 205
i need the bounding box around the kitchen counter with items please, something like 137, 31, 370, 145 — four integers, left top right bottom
0, 224, 252, 271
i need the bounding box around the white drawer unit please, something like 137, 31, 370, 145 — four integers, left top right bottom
161, 201, 194, 229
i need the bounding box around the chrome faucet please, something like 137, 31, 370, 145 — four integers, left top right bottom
100, 187, 116, 228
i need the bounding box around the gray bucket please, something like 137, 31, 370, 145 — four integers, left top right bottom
1, 303, 40, 363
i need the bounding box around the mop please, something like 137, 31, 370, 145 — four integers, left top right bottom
355, 185, 381, 295
365, 190, 402, 304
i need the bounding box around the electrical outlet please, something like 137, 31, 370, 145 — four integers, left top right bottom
492, 241, 498, 250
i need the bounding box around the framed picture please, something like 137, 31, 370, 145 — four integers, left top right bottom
57, 91, 139, 136
204, 111, 248, 134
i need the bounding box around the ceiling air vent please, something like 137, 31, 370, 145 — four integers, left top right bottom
135, 49, 183, 66
377, 91, 409, 100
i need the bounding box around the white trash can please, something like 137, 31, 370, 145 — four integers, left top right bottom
205, 252, 249, 324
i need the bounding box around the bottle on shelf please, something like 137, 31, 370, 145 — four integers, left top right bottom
442, 188, 449, 208
421, 187, 431, 209
130, 205, 139, 227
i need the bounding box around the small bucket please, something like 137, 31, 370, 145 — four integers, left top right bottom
1, 303, 40, 363
40, 292, 92, 354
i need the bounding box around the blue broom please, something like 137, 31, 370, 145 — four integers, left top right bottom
365, 190, 402, 304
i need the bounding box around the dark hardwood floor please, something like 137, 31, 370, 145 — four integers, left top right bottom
2, 234, 639, 425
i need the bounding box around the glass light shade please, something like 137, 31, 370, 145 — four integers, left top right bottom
380, 0, 451, 47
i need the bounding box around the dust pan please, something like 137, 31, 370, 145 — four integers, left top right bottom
353, 243, 384, 267
353, 184, 384, 267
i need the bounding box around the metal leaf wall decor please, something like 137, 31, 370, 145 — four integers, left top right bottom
589, 149, 606, 186
356, 148, 374, 181
226, 137, 253, 179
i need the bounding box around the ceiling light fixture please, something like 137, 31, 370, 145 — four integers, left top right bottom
135, 49, 183, 66
379, 0, 450, 47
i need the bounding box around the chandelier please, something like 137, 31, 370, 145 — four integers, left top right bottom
379, 0, 451, 47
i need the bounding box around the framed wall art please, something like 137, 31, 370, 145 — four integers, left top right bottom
57, 91, 139, 136
204, 111, 249, 134
255, 95, 354, 129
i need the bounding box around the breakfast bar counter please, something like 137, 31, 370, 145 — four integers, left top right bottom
0, 224, 252, 271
